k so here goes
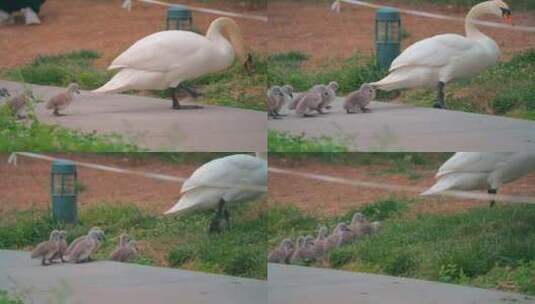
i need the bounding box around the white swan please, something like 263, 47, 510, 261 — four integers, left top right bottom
164, 153, 267, 233
421, 152, 535, 206
93, 17, 253, 110
371, 0, 513, 108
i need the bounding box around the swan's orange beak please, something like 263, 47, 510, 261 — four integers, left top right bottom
503, 14, 513, 25
501, 8, 513, 25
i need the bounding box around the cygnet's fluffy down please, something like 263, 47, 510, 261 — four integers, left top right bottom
343, 83, 375, 114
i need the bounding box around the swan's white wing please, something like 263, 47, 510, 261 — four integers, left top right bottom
421, 172, 489, 195
390, 34, 474, 72
109, 31, 212, 72
165, 154, 267, 215
436, 152, 514, 178
489, 152, 535, 187
181, 154, 265, 193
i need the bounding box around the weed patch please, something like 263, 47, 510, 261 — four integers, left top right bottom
0, 203, 267, 279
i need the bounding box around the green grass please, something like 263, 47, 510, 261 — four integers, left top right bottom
4, 50, 112, 90
267, 51, 388, 97
268, 130, 348, 152
268, 198, 411, 249
1, 49, 265, 111
269, 199, 535, 295
0, 203, 267, 280
0, 106, 140, 152
180, 53, 266, 111
0, 291, 22, 304
402, 50, 535, 120
269, 48, 535, 120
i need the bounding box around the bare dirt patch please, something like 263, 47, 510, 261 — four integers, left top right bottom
0, 153, 201, 215
267, 1, 535, 69
0, 0, 267, 69
268, 157, 535, 216
1, 1, 532, 71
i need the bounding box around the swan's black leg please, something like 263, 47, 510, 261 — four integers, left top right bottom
170, 87, 181, 109
488, 189, 497, 207
209, 199, 230, 234
170, 86, 203, 110
433, 81, 446, 109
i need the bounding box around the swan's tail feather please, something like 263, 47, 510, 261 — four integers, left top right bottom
164, 202, 189, 215
92, 70, 132, 94
370, 73, 407, 92
420, 179, 453, 196
164, 194, 198, 216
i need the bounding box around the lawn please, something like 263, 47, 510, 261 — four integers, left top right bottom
403, 50, 535, 120
268, 198, 535, 295
0, 49, 267, 151
267, 51, 389, 98
0, 291, 22, 304
0, 203, 267, 280
267, 49, 535, 120
268, 130, 348, 152
1, 50, 265, 111
0, 106, 141, 152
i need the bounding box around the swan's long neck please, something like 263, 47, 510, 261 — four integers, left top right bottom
465, 1, 494, 39
206, 17, 248, 64
206, 18, 227, 42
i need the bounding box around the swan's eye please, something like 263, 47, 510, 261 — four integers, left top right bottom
500, 7, 511, 16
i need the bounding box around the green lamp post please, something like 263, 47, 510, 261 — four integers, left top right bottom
51, 160, 78, 224
166, 6, 193, 31
375, 7, 401, 70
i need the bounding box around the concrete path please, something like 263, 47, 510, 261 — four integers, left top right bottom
268, 264, 535, 304
1, 80, 266, 152
0, 250, 267, 304
269, 98, 535, 151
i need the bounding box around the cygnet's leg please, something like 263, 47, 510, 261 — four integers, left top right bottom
360, 107, 372, 113
170, 86, 203, 110
488, 189, 497, 207
275, 111, 287, 117
273, 110, 288, 117
433, 81, 446, 109
269, 111, 282, 120
53, 109, 66, 117
316, 107, 327, 115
